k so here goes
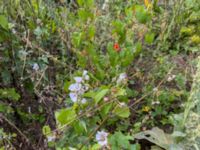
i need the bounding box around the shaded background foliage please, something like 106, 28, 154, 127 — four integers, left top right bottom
0, 0, 199, 149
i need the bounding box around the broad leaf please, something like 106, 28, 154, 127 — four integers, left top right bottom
94, 88, 109, 104
55, 108, 77, 125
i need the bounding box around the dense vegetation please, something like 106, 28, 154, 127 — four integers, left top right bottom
0, 0, 200, 149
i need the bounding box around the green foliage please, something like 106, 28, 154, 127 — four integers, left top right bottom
0, 15, 8, 30
109, 131, 137, 150
0, 88, 20, 101
94, 88, 109, 104
0, 0, 196, 149
55, 108, 77, 125
135, 5, 151, 24
113, 104, 130, 118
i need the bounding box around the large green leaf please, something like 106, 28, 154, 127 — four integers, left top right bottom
0, 15, 8, 30
55, 108, 77, 125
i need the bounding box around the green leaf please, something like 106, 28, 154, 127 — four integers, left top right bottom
0, 15, 8, 30
135, 5, 150, 24
73, 120, 87, 134
77, 0, 84, 6
78, 9, 93, 21
91, 144, 101, 150
85, 0, 94, 7
42, 125, 51, 136
94, 88, 109, 104
0, 103, 13, 114
113, 88, 126, 97
145, 32, 155, 44
109, 131, 133, 149
0, 88, 20, 101
113, 104, 130, 118
55, 108, 77, 125
100, 103, 113, 116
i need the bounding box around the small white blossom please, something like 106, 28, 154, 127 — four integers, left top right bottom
32, 63, 39, 71
167, 75, 176, 82
47, 135, 55, 142
119, 102, 126, 107
83, 70, 90, 80
83, 70, 88, 76
151, 101, 160, 105
96, 131, 109, 147
74, 77, 83, 83
69, 92, 78, 102
12, 29, 16, 34
81, 98, 87, 104
69, 83, 82, 92
117, 73, 127, 84
84, 75, 90, 80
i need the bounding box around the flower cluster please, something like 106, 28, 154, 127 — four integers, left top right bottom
95, 130, 109, 147
68, 70, 89, 104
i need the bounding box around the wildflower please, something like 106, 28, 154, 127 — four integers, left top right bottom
167, 75, 176, 82
47, 133, 56, 142
119, 102, 126, 107
83, 70, 90, 80
83, 70, 88, 76
113, 43, 120, 52
151, 101, 160, 105
144, 0, 150, 7
32, 63, 39, 71
103, 97, 109, 102
68, 83, 82, 92
142, 106, 151, 112
96, 131, 109, 147
74, 77, 83, 83
117, 73, 127, 85
81, 98, 87, 104
144, 0, 152, 9
68, 70, 90, 103
69, 93, 78, 102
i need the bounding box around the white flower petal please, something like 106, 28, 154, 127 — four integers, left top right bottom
74, 77, 83, 83
95, 131, 109, 147
83, 70, 88, 76
84, 75, 90, 80
69, 93, 78, 102
117, 73, 127, 84
69, 83, 82, 92
47, 135, 55, 142
81, 98, 87, 104
98, 140, 107, 146
32, 63, 39, 71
